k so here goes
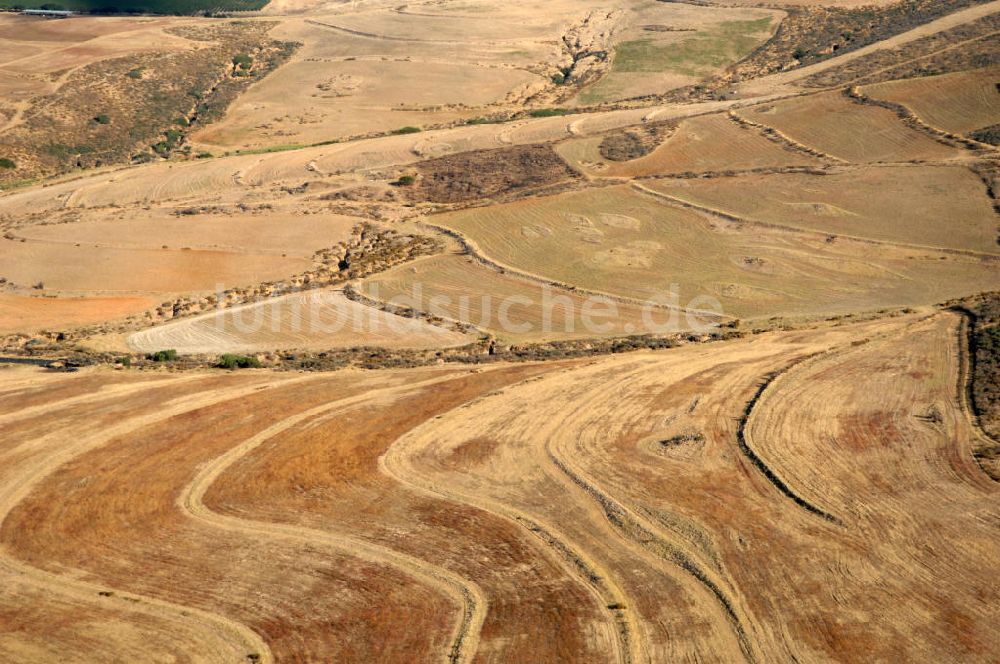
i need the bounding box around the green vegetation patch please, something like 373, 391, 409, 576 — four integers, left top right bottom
217, 354, 262, 369
528, 108, 569, 118
612, 18, 773, 77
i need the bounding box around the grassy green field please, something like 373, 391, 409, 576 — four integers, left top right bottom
614, 18, 773, 75
578, 17, 773, 104
0, 0, 267, 13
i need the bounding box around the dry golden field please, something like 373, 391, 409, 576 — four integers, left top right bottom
555, 113, 825, 178
861, 65, 1000, 135
1, 0, 999, 661
3, 312, 1000, 662
737, 91, 964, 163
644, 165, 1000, 253
434, 184, 1000, 319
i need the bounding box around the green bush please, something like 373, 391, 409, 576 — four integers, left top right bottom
217, 354, 261, 369
391, 126, 422, 135
395, 174, 416, 186
466, 116, 509, 125
232, 53, 253, 70
127, 68, 144, 79
146, 349, 178, 362
528, 108, 568, 118
93, 114, 111, 125
551, 72, 565, 85
0, 158, 14, 170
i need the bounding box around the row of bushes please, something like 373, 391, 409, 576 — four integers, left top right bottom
144, 349, 260, 368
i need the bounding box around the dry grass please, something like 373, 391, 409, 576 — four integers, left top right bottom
861, 66, 1000, 135
358, 253, 672, 342
738, 91, 962, 163
126, 290, 472, 354
435, 184, 1000, 320
644, 165, 1000, 253
556, 113, 823, 178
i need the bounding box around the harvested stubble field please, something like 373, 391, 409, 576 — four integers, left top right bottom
555, 112, 824, 178
2, 0, 1000, 661
861, 66, 1000, 135
434, 184, 1000, 319
3, 312, 1000, 662
358, 253, 674, 343
125, 289, 473, 354
737, 90, 963, 163
643, 165, 1000, 253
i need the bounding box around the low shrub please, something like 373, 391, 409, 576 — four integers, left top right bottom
146, 349, 178, 362
217, 354, 261, 369
232, 53, 253, 70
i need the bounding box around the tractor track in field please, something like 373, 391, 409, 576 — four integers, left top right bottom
179, 372, 498, 664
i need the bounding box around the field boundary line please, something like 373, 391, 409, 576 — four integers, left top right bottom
179, 373, 498, 664
736, 313, 940, 522
0, 377, 324, 664
949, 306, 1000, 482
540, 363, 763, 664
727, 110, 846, 164
845, 86, 993, 152
631, 180, 1000, 261
379, 363, 647, 664
422, 221, 730, 320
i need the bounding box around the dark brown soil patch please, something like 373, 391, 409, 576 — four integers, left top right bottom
411, 144, 579, 204
598, 122, 675, 162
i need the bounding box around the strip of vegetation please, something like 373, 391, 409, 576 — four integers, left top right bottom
528, 108, 569, 118
964, 294, 1000, 440
802, 14, 1000, 87
731, 0, 994, 81
970, 124, 1000, 146
949, 293, 1000, 480
736, 366, 841, 524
